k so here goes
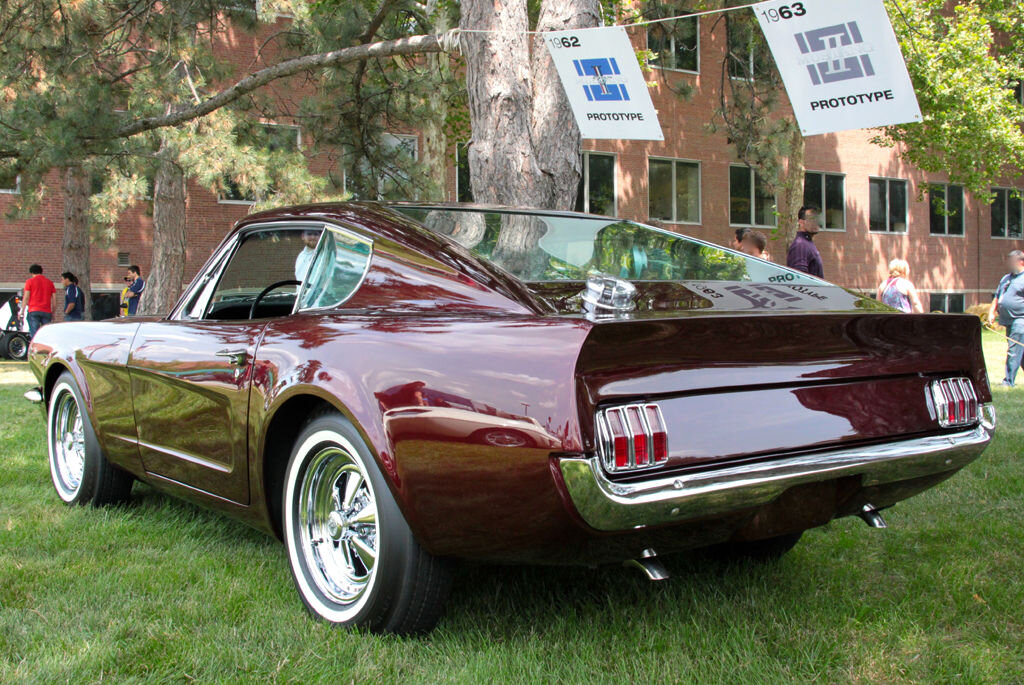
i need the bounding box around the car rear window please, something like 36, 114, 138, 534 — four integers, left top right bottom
395, 207, 820, 285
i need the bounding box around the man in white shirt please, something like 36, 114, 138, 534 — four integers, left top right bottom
294, 229, 322, 281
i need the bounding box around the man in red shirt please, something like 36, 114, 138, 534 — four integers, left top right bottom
21, 264, 56, 339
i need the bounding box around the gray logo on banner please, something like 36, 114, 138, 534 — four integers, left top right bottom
794, 22, 875, 85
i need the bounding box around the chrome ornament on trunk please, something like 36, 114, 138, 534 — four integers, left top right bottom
581, 275, 637, 317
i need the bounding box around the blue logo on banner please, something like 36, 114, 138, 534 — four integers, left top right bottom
573, 57, 630, 102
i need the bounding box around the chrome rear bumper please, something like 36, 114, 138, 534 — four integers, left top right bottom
558, 424, 992, 532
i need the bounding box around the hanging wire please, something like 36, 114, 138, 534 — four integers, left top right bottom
453, 2, 759, 36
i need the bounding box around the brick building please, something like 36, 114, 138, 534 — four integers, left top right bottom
2, 12, 1021, 317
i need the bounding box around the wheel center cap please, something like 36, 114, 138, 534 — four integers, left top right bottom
63, 433, 74, 453
327, 511, 348, 540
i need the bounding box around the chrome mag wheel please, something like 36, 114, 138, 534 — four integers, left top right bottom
298, 442, 379, 611
48, 382, 86, 502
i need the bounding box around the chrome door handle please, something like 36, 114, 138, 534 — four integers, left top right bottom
216, 349, 248, 366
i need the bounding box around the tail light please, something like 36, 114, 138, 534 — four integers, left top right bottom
596, 403, 669, 473
929, 377, 978, 427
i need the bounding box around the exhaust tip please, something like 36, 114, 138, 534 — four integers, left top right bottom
624, 548, 670, 580
858, 503, 888, 529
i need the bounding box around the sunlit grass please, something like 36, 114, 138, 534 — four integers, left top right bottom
1, 333, 1021, 683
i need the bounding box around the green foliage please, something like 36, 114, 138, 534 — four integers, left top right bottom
279, 0, 459, 201
0, 1, 334, 232
879, 0, 1024, 197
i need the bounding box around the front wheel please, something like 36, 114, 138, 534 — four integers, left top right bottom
47, 372, 133, 506
283, 412, 451, 634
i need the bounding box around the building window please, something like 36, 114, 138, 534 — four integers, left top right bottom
455, 142, 472, 202
648, 158, 700, 224
991, 187, 1023, 239
729, 165, 775, 227
647, 16, 699, 73
117, 252, 131, 267
575, 152, 616, 216
929, 292, 965, 313
727, 18, 769, 80
928, 184, 964, 236
220, 123, 302, 204
803, 171, 845, 230
868, 177, 908, 233
0, 168, 20, 194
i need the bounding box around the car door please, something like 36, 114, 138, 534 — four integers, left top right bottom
128, 224, 320, 503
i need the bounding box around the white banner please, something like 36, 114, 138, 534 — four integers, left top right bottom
753, 0, 921, 136
544, 27, 664, 141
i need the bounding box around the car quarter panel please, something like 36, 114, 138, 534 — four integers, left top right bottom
249, 312, 593, 561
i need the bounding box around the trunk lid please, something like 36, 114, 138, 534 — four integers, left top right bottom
574, 307, 990, 477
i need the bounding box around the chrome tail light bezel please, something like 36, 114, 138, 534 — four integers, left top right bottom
595, 403, 669, 474
929, 377, 979, 428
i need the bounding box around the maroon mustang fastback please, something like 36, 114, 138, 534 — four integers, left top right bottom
27, 203, 995, 634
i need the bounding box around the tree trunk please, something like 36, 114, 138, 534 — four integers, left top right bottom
530, 0, 601, 211
461, 0, 599, 208
142, 153, 187, 316
461, 0, 600, 270
775, 125, 805, 250
63, 166, 91, 320
460, 0, 536, 207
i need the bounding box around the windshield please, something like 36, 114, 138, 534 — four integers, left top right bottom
395, 207, 821, 285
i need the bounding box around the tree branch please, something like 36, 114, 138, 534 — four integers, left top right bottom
110, 32, 447, 140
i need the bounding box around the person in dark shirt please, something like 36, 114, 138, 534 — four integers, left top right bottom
786, 205, 824, 278
987, 250, 1024, 387
61, 271, 85, 321
124, 265, 146, 316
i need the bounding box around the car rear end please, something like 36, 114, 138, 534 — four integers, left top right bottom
557, 311, 993, 541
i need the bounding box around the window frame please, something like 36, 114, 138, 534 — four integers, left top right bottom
0, 173, 20, 195
577, 151, 618, 217
647, 156, 702, 225
729, 164, 776, 228
217, 122, 303, 206
927, 182, 965, 238
803, 170, 846, 232
868, 176, 909, 234
726, 19, 768, 82
990, 186, 1024, 240
928, 292, 966, 313
646, 16, 700, 75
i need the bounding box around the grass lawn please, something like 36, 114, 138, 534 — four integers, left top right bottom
1, 332, 1023, 684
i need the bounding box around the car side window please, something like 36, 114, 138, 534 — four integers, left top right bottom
204, 228, 315, 320
297, 227, 372, 310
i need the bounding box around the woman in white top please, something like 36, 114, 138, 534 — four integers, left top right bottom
877, 258, 924, 313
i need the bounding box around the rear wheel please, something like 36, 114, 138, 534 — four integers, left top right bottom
283, 412, 451, 634
6, 333, 28, 361
47, 372, 133, 506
